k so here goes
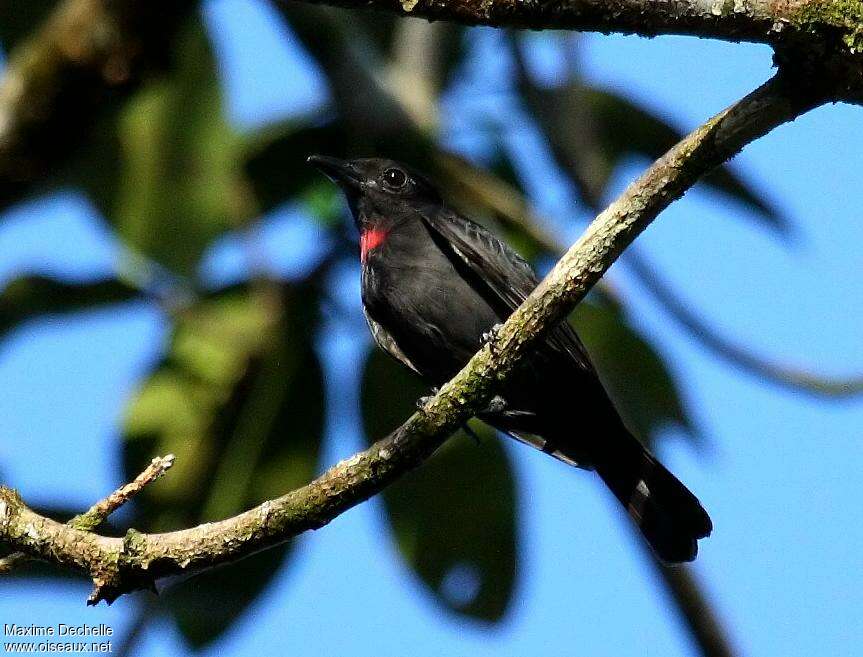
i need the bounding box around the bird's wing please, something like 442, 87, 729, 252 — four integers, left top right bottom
419, 207, 595, 373
363, 305, 422, 375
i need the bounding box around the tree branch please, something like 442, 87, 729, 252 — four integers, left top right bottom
0, 70, 825, 604
0, 454, 175, 575
72, 455, 177, 532
285, 0, 863, 93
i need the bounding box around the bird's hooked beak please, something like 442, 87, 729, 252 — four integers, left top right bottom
307, 155, 363, 190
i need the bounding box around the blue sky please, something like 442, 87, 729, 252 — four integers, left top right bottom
1, 1, 862, 656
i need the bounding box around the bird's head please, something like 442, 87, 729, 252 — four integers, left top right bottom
307, 155, 441, 230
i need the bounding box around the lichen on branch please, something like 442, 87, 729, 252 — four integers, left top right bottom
289, 0, 863, 92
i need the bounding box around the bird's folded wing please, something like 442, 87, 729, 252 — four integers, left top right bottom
418, 207, 596, 374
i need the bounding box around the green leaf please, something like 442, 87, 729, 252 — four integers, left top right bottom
244, 123, 349, 216
571, 297, 695, 445
361, 348, 518, 622
122, 282, 326, 647
243, 120, 433, 219
111, 16, 251, 277
163, 547, 289, 649
524, 79, 787, 233
586, 88, 783, 229
0, 275, 139, 337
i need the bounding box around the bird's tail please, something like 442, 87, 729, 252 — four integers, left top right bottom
591, 432, 712, 563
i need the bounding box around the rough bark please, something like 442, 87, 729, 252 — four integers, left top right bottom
0, 69, 826, 604
282, 0, 863, 99
0, 455, 175, 574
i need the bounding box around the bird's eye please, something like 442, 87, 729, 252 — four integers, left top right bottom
382, 168, 408, 188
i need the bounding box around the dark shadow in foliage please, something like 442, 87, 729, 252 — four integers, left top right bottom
571, 293, 697, 448
361, 348, 518, 622
0, 0, 56, 52
0, 275, 140, 337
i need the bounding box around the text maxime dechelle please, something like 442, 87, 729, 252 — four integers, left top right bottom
3, 624, 113, 654
4, 625, 112, 638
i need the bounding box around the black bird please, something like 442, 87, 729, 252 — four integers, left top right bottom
309, 155, 712, 562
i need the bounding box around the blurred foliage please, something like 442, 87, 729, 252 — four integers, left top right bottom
519, 72, 785, 231
0, 276, 139, 337
122, 282, 325, 646
571, 293, 695, 444
0, 0, 786, 649
362, 348, 517, 621
112, 19, 252, 277
0, 0, 55, 52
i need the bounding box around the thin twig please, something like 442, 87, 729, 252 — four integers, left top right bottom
71, 454, 176, 532
0, 454, 175, 574
626, 250, 863, 398
656, 564, 739, 657
114, 597, 158, 657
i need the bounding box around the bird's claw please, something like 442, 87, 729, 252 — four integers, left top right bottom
416, 387, 440, 411
481, 323, 504, 353
485, 395, 509, 414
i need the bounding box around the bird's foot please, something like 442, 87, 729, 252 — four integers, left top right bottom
484, 395, 509, 415
416, 387, 440, 411
481, 323, 504, 354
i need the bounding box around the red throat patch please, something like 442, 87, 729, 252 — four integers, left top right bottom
360, 228, 388, 262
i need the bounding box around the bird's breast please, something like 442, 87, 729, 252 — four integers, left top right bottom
359, 228, 389, 263
360, 232, 501, 383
